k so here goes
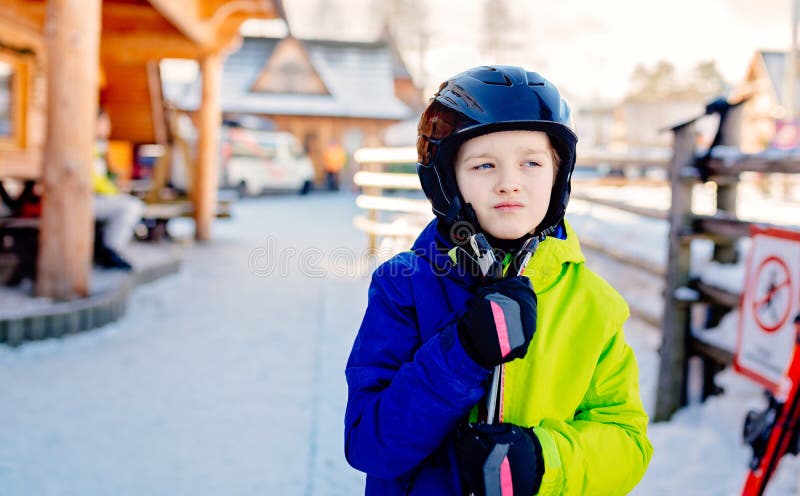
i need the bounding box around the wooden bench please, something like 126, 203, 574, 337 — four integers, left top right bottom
139, 190, 236, 241
140, 203, 190, 241
0, 217, 40, 286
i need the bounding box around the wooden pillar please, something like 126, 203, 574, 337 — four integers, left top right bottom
36, 0, 101, 300
713, 103, 743, 264
654, 123, 697, 421
194, 52, 222, 241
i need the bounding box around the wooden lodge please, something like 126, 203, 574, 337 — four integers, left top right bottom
162, 33, 415, 184
732, 50, 800, 152
0, 0, 281, 301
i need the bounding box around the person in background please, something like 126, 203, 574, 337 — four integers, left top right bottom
322, 139, 347, 191
93, 108, 143, 270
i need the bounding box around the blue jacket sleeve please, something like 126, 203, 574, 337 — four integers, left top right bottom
344, 261, 490, 479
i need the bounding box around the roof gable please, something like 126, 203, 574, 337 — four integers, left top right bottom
162, 36, 411, 120
755, 50, 800, 111
250, 36, 330, 95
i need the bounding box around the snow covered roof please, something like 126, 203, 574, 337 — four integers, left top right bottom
163, 36, 411, 121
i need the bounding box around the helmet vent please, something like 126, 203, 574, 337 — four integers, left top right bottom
483, 75, 512, 86
528, 82, 545, 87
471, 69, 512, 86
451, 85, 485, 112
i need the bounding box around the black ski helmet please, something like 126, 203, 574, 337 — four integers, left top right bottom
416, 65, 577, 239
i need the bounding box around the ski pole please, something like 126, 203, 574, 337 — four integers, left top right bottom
484, 236, 539, 425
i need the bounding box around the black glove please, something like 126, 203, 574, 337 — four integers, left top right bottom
457, 276, 537, 369
455, 422, 544, 496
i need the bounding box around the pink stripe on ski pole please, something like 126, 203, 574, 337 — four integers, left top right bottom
500, 456, 514, 496
490, 300, 511, 358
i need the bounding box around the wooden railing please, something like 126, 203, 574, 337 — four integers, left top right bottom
352, 147, 428, 254
655, 102, 800, 421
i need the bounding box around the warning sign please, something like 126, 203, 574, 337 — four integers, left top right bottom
734, 226, 800, 393
752, 256, 792, 333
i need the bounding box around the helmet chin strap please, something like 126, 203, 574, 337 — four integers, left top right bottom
444, 197, 552, 280
462, 201, 535, 253
444, 196, 464, 227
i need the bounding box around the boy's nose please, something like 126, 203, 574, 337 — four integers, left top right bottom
496, 182, 521, 194
495, 169, 521, 194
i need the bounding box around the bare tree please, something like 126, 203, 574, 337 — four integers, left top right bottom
480, 0, 524, 63
627, 59, 728, 102
690, 60, 727, 97
372, 0, 433, 92
627, 60, 679, 101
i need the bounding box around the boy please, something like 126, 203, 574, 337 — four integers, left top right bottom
345, 66, 652, 495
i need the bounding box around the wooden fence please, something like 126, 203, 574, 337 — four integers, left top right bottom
655, 102, 800, 421
351, 147, 428, 254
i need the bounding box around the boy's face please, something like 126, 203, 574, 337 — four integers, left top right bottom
454, 130, 555, 240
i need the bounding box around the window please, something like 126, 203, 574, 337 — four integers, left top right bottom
0, 52, 27, 150
0, 60, 13, 138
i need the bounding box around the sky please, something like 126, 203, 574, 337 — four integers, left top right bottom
277, 0, 795, 104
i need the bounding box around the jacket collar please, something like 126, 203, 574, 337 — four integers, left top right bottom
411, 220, 480, 287
522, 219, 585, 292
411, 218, 584, 291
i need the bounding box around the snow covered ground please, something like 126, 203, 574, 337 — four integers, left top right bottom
0, 189, 798, 495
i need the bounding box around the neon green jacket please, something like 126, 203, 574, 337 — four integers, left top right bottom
505, 219, 653, 494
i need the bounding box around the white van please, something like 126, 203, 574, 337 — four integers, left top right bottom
221, 126, 314, 196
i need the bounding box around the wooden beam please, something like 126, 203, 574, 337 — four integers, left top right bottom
571, 191, 668, 220
575, 154, 669, 169
707, 154, 800, 176
0, 0, 46, 32
691, 215, 754, 240
204, 2, 279, 54
194, 52, 222, 241
205, 0, 277, 23
101, 32, 202, 63
101, 2, 184, 33
655, 123, 697, 421
208, 11, 251, 53
36, 0, 100, 300
713, 103, 743, 264
147, 0, 213, 46
9, 0, 280, 62
147, 60, 168, 145
690, 337, 734, 366
696, 280, 740, 308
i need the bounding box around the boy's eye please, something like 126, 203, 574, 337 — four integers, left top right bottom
523, 161, 541, 168
473, 162, 494, 170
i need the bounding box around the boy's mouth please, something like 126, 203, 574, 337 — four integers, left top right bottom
494, 201, 525, 211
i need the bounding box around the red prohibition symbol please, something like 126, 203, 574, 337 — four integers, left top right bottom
752, 255, 793, 333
